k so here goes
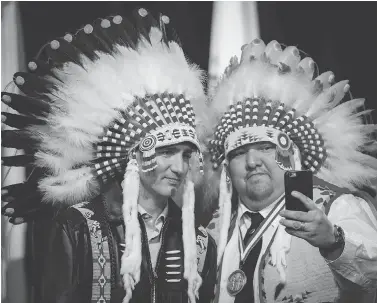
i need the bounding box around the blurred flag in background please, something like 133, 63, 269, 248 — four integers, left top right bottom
208, 1, 260, 94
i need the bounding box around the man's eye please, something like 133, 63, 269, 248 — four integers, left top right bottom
159, 150, 173, 156
229, 149, 247, 159
183, 153, 192, 160
261, 145, 275, 151
234, 150, 246, 156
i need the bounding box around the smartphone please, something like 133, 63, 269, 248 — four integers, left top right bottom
284, 170, 313, 212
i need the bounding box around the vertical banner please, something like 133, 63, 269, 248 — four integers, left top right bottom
208, 1, 260, 95
1, 2, 28, 303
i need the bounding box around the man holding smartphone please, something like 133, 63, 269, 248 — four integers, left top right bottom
202, 39, 377, 302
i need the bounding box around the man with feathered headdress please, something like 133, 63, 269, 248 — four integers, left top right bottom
201, 39, 377, 303
1, 9, 216, 303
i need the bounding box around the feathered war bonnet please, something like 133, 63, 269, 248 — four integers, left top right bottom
203, 39, 377, 265
1, 8, 206, 302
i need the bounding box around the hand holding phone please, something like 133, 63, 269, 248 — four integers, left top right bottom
284, 170, 313, 212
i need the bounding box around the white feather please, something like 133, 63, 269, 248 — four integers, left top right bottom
39, 167, 98, 204
182, 178, 202, 302
33, 25, 205, 205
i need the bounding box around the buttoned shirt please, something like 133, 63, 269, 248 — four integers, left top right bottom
138, 203, 169, 270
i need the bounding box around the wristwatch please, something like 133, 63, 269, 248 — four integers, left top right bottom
321, 224, 345, 254
332, 224, 345, 248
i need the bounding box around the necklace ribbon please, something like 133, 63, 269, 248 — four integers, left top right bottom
237, 194, 285, 263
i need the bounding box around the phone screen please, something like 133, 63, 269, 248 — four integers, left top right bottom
284, 170, 313, 212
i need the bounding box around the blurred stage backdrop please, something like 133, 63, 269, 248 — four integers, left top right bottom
2, 2, 377, 302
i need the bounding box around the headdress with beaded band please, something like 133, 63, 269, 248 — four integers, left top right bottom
1, 8, 206, 302
203, 38, 377, 266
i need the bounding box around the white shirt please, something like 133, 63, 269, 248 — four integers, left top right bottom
325, 194, 377, 289
138, 203, 169, 270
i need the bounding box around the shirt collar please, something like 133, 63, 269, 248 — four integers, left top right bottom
138, 202, 169, 223
238, 194, 283, 219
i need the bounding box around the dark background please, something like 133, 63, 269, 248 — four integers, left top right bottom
19, 1, 377, 122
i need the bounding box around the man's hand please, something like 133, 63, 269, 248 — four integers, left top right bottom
2, 192, 60, 225
279, 191, 337, 251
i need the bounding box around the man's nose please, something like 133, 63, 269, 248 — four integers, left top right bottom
246, 149, 262, 169
170, 154, 185, 175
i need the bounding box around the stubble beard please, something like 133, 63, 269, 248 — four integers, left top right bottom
170, 187, 177, 197
245, 178, 273, 204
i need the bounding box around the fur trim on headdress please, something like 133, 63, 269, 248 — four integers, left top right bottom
120, 158, 141, 303
182, 176, 202, 302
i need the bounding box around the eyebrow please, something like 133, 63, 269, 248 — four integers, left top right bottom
256, 142, 275, 149
157, 146, 194, 153
228, 146, 248, 159
157, 146, 176, 152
